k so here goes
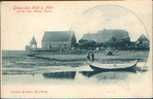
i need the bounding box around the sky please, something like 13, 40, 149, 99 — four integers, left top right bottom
1, 0, 152, 50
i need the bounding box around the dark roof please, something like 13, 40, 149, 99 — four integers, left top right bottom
42, 31, 75, 42
137, 34, 149, 41
82, 29, 130, 43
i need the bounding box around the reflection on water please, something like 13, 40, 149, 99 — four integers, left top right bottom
42, 71, 135, 81
81, 71, 129, 80
90, 71, 130, 81
2, 70, 146, 85
43, 71, 76, 79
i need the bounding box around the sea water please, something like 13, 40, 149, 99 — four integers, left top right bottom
1, 50, 152, 97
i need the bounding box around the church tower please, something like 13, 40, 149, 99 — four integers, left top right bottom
30, 36, 37, 49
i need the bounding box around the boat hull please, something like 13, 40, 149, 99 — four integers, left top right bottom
89, 63, 137, 72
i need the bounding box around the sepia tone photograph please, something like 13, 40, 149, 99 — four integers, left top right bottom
1, 0, 153, 98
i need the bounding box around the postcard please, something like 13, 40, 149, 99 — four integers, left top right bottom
1, 0, 152, 98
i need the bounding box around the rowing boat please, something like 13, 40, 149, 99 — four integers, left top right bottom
88, 60, 137, 72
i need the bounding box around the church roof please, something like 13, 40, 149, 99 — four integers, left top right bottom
42, 31, 75, 42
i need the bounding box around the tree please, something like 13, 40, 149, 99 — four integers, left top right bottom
78, 39, 97, 49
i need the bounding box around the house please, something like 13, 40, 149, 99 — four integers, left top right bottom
41, 31, 76, 51
82, 29, 130, 43
136, 34, 149, 49
81, 29, 131, 49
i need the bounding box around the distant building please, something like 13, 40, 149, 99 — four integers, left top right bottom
136, 34, 149, 49
25, 36, 37, 51
41, 31, 76, 51
82, 29, 130, 43
80, 29, 131, 49
30, 36, 37, 49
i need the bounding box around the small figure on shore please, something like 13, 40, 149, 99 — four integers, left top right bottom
107, 51, 113, 56
91, 52, 95, 61
87, 51, 95, 61
87, 52, 90, 60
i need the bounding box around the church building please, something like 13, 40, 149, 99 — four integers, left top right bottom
41, 31, 76, 51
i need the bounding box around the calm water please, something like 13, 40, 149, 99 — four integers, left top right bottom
2, 50, 150, 85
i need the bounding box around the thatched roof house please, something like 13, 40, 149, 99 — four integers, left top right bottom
82, 29, 130, 43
